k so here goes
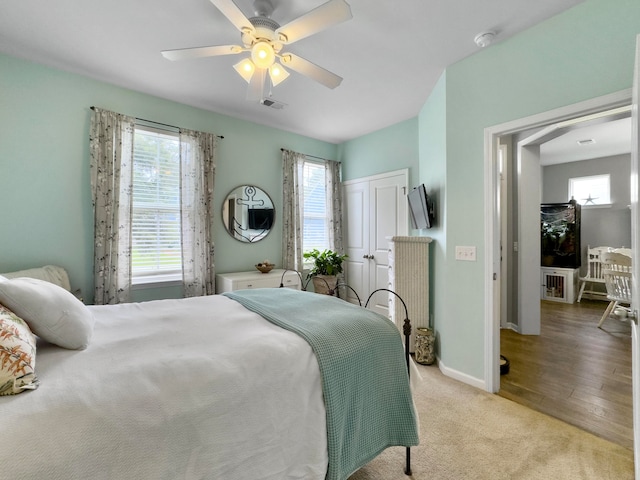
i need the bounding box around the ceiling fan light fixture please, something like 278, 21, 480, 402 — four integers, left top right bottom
233, 58, 255, 83
251, 41, 275, 69
269, 63, 289, 86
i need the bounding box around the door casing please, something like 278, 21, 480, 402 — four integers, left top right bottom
343, 169, 408, 314
483, 89, 633, 393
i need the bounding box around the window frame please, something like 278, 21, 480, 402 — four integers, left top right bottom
301, 158, 331, 266
568, 173, 611, 208
131, 124, 183, 286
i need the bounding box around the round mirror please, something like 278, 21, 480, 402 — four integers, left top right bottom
222, 185, 275, 243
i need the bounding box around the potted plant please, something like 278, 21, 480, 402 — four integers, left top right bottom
303, 248, 348, 295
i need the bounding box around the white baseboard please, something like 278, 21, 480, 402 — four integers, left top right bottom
437, 357, 487, 390
504, 322, 519, 332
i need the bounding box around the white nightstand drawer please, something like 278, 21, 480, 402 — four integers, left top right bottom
234, 278, 278, 290
215, 269, 301, 293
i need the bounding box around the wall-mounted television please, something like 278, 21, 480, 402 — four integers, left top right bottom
408, 184, 434, 229
248, 208, 274, 230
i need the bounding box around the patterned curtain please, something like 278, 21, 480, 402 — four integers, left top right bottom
89, 108, 135, 305
281, 149, 305, 270
179, 129, 217, 297
326, 159, 344, 254
281, 149, 343, 270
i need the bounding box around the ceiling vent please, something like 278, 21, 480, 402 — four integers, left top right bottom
261, 98, 287, 109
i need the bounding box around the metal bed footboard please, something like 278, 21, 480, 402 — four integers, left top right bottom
279, 273, 414, 476
365, 288, 413, 476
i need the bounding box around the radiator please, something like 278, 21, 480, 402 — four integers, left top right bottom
388, 236, 432, 352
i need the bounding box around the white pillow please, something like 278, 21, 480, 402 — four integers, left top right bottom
0, 277, 94, 350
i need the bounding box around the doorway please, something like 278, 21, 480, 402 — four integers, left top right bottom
484, 90, 634, 442
508, 104, 632, 336
484, 89, 633, 392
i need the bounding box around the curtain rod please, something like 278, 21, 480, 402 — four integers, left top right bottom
280, 148, 332, 162
90, 106, 224, 139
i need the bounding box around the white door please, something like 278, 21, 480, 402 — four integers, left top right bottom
343, 180, 368, 305
343, 169, 408, 314
630, 33, 640, 480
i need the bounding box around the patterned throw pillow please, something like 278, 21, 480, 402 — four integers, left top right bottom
0, 303, 39, 395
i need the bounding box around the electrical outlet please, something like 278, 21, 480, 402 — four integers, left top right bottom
455, 246, 476, 261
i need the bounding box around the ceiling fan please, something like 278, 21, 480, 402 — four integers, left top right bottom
162, 0, 352, 101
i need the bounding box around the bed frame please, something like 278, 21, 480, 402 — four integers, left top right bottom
365, 288, 413, 476
279, 270, 414, 476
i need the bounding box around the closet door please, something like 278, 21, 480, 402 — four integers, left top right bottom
343, 169, 408, 315
343, 180, 369, 306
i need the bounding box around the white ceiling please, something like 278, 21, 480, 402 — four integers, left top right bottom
0, 0, 585, 144
540, 117, 632, 166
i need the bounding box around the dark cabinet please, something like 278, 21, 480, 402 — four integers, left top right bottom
541, 200, 581, 269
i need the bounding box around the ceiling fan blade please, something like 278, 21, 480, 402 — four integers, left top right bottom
276, 0, 352, 44
209, 0, 255, 34
161, 45, 243, 61
281, 53, 343, 89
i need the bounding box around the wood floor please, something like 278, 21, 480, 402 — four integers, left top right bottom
499, 298, 633, 449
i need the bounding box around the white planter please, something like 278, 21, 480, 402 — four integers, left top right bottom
311, 275, 337, 295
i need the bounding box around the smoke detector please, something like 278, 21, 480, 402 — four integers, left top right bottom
474, 31, 496, 48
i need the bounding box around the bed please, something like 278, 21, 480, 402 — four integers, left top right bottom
0, 269, 418, 480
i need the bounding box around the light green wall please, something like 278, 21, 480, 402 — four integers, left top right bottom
338, 117, 419, 187
417, 72, 447, 349
0, 53, 336, 303
1, 0, 638, 384
426, 0, 639, 380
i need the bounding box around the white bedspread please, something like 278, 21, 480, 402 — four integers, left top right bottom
1, 295, 328, 480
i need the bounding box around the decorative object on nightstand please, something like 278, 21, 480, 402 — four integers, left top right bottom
255, 260, 274, 273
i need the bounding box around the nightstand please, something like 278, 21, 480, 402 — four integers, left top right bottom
215, 269, 301, 293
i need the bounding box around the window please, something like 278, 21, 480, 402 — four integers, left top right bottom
302, 160, 330, 254
132, 126, 182, 284
568, 174, 611, 206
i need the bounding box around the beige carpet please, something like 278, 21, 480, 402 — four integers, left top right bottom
349, 363, 634, 480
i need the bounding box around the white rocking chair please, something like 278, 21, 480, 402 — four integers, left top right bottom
598, 251, 632, 328
576, 246, 608, 302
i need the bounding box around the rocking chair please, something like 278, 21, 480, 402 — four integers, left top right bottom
598, 251, 632, 328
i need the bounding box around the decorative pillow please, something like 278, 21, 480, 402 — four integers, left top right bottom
0, 303, 39, 395
0, 277, 94, 350
1, 265, 71, 292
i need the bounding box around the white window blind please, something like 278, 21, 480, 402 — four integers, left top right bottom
132, 126, 182, 282
302, 160, 330, 253
568, 174, 610, 206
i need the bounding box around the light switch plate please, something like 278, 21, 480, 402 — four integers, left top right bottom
455, 246, 476, 261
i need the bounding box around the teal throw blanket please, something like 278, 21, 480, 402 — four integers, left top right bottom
224, 288, 419, 480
